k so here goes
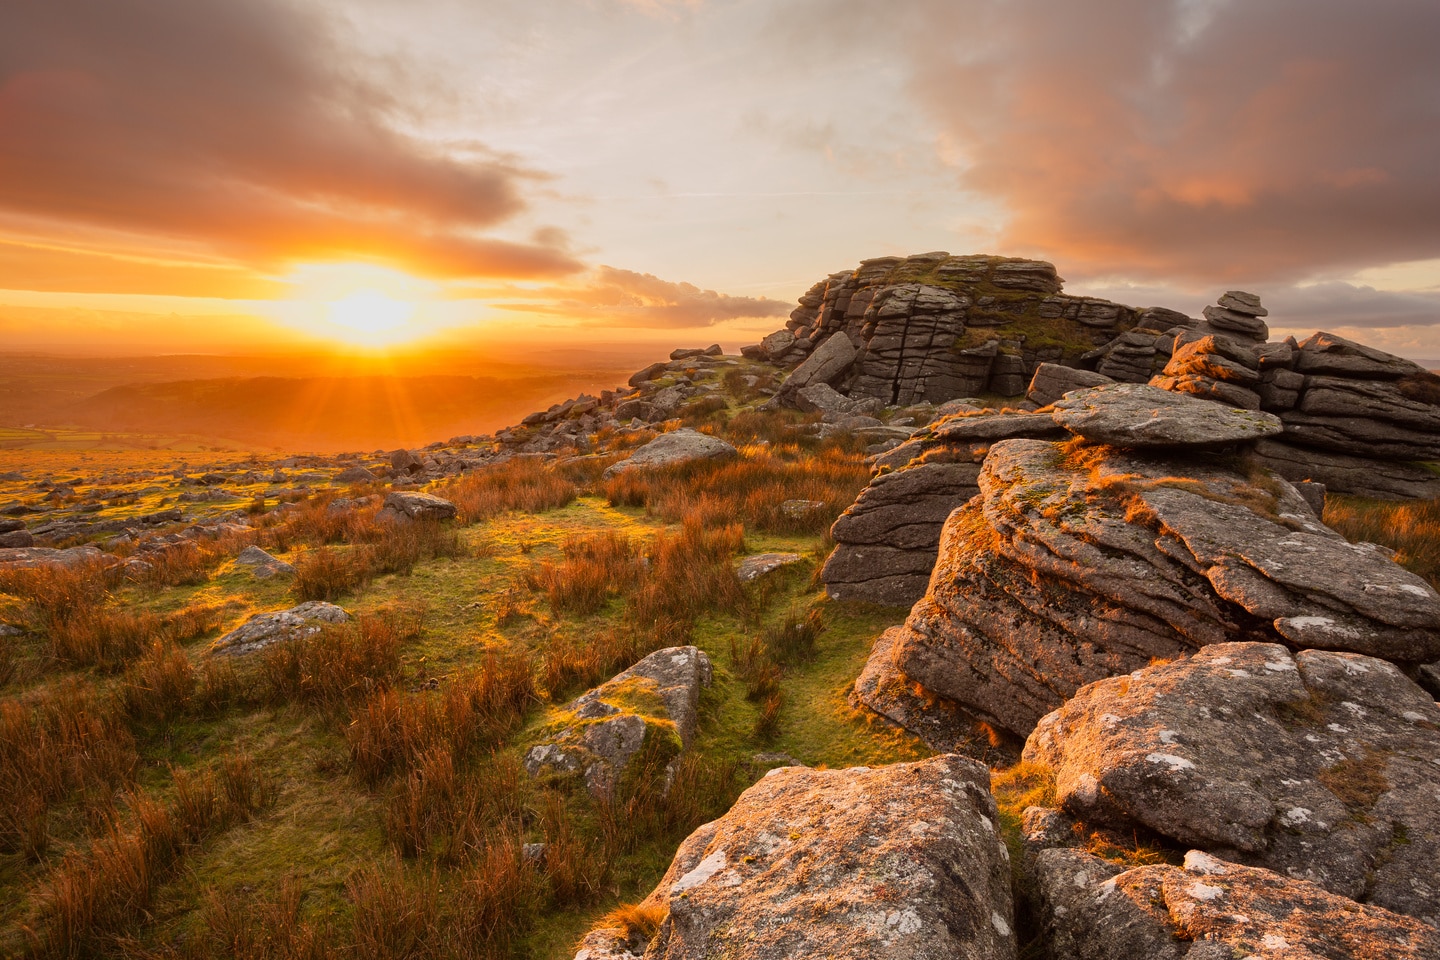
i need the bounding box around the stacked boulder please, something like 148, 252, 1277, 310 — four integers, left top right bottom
851, 382, 1440, 743
744, 253, 1196, 406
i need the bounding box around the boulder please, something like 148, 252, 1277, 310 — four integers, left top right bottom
873, 438, 1440, 739
1026, 363, 1113, 407
572, 756, 1016, 960
1034, 848, 1440, 960
792, 382, 855, 416
602, 428, 738, 478
525, 646, 711, 799
390, 449, 424, 476
334, 465, 377, 483
1027, 642, 1440, 924
378, 491, 457, 522
0, 545, 109, 571
210, 601, 350, 656
734, 553, 805, 583
628, 361, 669, 387
1248, 438, 1440, 500
780, 332, 857, 395
0, 528, 34, 549
1052, 383, 1282, 447
1295, 332, 1424, 379
234, 545, 295, 579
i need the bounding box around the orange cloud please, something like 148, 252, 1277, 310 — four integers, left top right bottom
793, 0, 1440, 285
0, 0, 581, 294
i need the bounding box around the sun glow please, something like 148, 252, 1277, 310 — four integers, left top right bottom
327, 290, 415, 341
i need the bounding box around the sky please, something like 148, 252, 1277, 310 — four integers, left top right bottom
2, 0, 1439, 362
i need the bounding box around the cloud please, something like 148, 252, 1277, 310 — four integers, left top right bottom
791, 0, 1440, 285
484, 266, 792, 328
0, 0, 581, 291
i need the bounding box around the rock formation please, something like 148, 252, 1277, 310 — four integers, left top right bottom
1033, 848, 1440, 960
525, 646, 712, 799
572, 755, 1016, 960
601, 428, 738, 478
851, 385, 1440, 742
1025, 642, 1440, 925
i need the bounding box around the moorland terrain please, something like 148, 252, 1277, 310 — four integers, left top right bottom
3, 253, 1440, 960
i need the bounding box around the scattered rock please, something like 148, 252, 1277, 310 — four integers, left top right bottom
1026, 363, 1114, 407
1035, 848, 1440, 960
1051, 383, 1283, 447
734, 553, 805, 583
1025, 642, 1440, 924
525, 646, 712, 799
334, 465, 377, 483
377, 491, 457, 522
210, 601, 351, 656
234, 545, 295, 579
601, 429, 738, 478
573, 756, 1016, 960
0, 545, 109, 571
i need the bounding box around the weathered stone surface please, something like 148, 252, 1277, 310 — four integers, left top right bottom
1051, 383, 1282, 447
1248, 438, 1440, 500
628, 361, 669, 387
378, 491, 457, 522
1027, 363, 1113, 407
234, 545, 295, 578
1026, 642, 1440, 923
850, 627, 1005, 757
1202, 303, 1269, 341
792, 382, 855, 416
1281, 376, 1440, 460
574, 756, 1016, 960
822, 460, 981, 606
0, 545, 109, 571
390, 449, 424, 476
1035, 848, 1440, 960
734, 553, 804, 583
780, 332, 856, 394
525, 646, 712, 799
334, 465, 377, 483
1296, 331, 1424, 379
211, 601, 350, 656
602, 429, 738, 478
0, 528, 34, 548
880, 438, 1440, 738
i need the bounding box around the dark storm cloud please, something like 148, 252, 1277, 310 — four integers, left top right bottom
0, 0, 580, 286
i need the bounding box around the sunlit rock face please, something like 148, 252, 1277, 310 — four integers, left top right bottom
851, 385, 1440, 744
1025, 642, 1440, 926
572, 755, 1017, 960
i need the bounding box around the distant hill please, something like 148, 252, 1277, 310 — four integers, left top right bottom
59, 372, 628, 451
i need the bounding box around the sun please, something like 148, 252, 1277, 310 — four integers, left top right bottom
326, 290, 415, 342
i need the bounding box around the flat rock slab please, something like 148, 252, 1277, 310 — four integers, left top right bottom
210, 601, 350, 656
0, 545, 111, 570
525, 646, 712, 799
1052, 382, 1282, 446
602, 429, 738, 478
573, 756, 1016, 960
379, 491, 457, 522
1025, 642, 1440, 925
734, 553, 804, 583
1036, 848, 1440, 960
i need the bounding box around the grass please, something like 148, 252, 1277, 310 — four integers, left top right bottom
1323, 495, 1440, 590
0, 399, 939, 957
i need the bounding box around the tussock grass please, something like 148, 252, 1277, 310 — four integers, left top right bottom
1324, 495, 1440, 589
524, 531, 642, 616
441, 458, 577, 524
37, 754, 272, 958
601, 445, 867, 535
0, 679, 137, 860
261, 608, 421, 709
347, 649, 536, 787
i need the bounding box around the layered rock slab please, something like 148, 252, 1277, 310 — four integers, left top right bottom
602, 428, 738, 478
573, 755, 1016, 960
525, 646, 711, 799
865, 437, 1440, 738
1035, 848, 1440, 960
1025, 642, 1440, 925
1051, 382, 1282, 447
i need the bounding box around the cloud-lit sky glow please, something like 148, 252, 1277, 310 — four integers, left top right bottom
2, 0, 1438, 360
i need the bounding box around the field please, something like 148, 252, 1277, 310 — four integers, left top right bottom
0, 410, 943, 959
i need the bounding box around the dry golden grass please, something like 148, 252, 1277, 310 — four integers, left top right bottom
524, 530, 642, 616
36, 754, 271, 958
0, 679, 138, 860
440, 458, 577, 524
260, 608, 420, 709
1323, 495, 1440, 589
